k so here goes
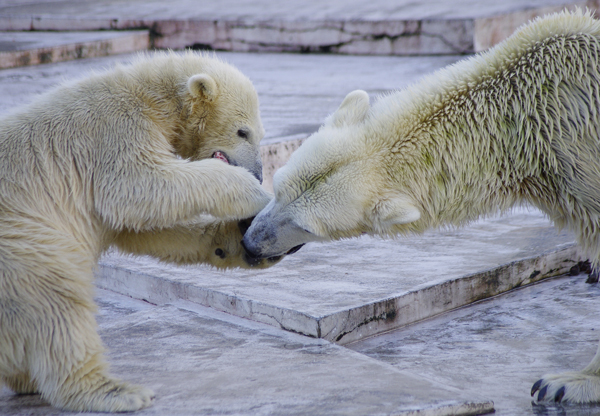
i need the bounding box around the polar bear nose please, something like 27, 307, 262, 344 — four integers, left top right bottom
240, 238, 261, 259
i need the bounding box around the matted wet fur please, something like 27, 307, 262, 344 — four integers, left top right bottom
244, 10, 600, 404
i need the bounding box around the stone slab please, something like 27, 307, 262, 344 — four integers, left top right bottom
0, 288, 494, 416
97, 207, 584, 344
349, 273, 600, 415
0, 0, 584, 21
0, 0, 597, 54
0, 31, 149, 68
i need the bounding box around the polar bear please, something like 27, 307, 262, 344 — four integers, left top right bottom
243, 10, 600, 404
0, 51, 278, 412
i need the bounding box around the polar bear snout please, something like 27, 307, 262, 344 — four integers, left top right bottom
240, 237, 261, 259
212, 150, 263, 184
242, 204, 312, 259
240, 236, 284, 266
241, 220, 274, 258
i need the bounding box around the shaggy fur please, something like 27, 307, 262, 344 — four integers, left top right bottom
0, 51, 277, 412
243, 10, 600, 403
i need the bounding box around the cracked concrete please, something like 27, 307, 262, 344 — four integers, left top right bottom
1, 0, 599, 55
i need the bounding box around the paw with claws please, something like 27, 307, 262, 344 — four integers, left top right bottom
531, 372, 600, 404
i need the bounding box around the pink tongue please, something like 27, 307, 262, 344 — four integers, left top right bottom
213, 151, 229, 164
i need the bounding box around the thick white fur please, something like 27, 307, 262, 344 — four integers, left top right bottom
0, 51, 277, 412
244, 10, 600, 403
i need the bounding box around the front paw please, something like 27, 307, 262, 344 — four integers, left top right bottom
532, 372, 600, 404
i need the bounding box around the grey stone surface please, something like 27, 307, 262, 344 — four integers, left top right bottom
0, 289, 494, 416
0, 0, 596, 54
97, 207, 583, 344
0, 30, 149, 68
349, 274, 600, 416
0, 0, 588, 22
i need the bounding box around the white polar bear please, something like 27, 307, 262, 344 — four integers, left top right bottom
0, 51, 279, 412
243, 10, 600, 404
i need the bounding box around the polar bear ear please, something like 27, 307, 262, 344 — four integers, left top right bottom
373, 193, 421, 228
188, 74, 219, 102
327, 90, 370, 128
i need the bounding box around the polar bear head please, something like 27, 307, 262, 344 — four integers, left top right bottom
174, 55, 265, 183
242, 90, 421, 258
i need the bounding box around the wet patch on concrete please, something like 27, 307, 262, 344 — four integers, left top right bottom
349, 275, 600, 415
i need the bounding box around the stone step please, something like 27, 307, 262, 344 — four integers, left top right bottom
0, 0, 597, 55
0, 288, 495, 416
96, 207, 583, 344
348, 274, 600, 415
0, 30, 149, 68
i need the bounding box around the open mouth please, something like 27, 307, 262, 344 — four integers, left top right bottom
286, 244, 305, 255
212, 151, 230, 164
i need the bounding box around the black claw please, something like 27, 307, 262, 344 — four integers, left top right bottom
554, 386, 565, 403
581, 260, 592, 274
538, 385, 548, 401
531, 379, 543, 397
569, 264, 580, 276
586, 269, 599, 284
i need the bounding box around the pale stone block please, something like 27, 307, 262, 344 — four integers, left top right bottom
0, 31, 149, 69
152, 20, 217, 49
260, 137, 306, 192
0, 16, 32, 31
474, 0, 600, 51
338, 38, 394, 55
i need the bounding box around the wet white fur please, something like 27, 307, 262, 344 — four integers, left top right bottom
246, 10, 600, 403
0, 51, 274, 412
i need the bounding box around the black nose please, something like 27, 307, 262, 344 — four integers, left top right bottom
241, 239, 261, 259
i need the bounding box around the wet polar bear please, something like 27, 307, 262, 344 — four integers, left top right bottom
0, 52, 278, 412
243, 10, 600, 404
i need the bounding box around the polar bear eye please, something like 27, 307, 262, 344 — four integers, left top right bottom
237, 129, 249, 140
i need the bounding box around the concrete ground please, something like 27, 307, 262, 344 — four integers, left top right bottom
1, 1, 600, 415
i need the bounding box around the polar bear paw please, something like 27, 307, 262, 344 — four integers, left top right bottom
55, 378, 155, 412
531, 372, 600, 404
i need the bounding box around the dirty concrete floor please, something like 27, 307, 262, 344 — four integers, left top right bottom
349, 274, 600, 416
0, 289, 493, 416
1, 275, 598, 415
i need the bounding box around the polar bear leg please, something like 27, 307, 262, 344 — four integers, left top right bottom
532, 340, 600, 403
96, 158, 271, 232
0, 238, 154, 412
26, 290, 154, 412
2, 373, 37, 394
